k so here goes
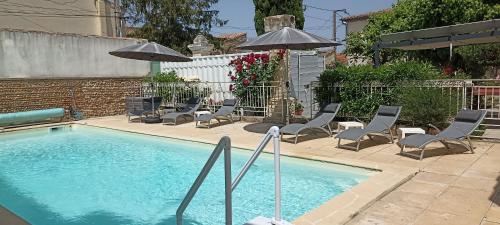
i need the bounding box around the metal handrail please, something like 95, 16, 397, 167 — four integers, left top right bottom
176, 136, 232, 225
232, 126, 283, 224
176, 126, 284, 225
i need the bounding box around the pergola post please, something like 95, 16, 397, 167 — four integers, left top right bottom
373, 43, 381, 67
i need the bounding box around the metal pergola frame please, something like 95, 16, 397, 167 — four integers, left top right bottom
373, 19, 500, 66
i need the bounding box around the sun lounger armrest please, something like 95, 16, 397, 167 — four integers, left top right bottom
428, 123, 441, 133
354, 117, 367, 127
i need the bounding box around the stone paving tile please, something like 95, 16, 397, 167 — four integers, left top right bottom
470, 157, 500, 173
452, 176, 497, 193
485, 205, 500, 224
462, 169, 500, 180
413, 210, 483, 225
346, 201, 424, 225
397, 180, 448, 196
359, 151, 401, 164
427, 187, 491, 216
423, 158, 476, 175
481, 221, 500, 225
412, 171, 457, 184
379, 190, 436, 209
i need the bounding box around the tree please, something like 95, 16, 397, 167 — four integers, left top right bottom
121, 0, 226, 54
455, 44, 500, 79
346, 0, 500, 70
253, 0, 305, 35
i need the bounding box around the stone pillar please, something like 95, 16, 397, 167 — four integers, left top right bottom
263, 15, 296, 124
188, 34, 214, 56
264, 15, 296, 32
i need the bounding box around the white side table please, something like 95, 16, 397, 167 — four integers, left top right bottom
194, 111, 212, 118
337, 121, 364, 132
397, 127, 425, 140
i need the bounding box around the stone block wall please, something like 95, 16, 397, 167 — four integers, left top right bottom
0, 78, 142, 120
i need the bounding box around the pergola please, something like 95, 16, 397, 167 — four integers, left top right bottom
373, 19, 500, 66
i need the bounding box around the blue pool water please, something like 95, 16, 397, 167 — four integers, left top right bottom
0, 125, 373, 225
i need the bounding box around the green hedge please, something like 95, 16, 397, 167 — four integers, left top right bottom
316, 61, 457, 127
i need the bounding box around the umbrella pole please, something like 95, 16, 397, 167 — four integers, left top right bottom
151, 61, 155, 117
285, 49, 290, 125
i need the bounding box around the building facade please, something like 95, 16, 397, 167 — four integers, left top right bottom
341, 9, 390, 65
341, 9, 390, 35
0, 0, 123, 37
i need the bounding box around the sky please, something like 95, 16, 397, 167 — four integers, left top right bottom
210, 0, 397, 51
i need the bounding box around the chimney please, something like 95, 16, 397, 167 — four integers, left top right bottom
264, 15, 296, 32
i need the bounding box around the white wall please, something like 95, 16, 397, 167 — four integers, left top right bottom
161, 52, 266, 82
0, 29, 150, 78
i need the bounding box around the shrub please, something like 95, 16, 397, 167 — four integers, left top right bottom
227, 51, 282, 112
316, 61, 445, 120
397, 87, 457, 129
148, 71, 184, 83
145, 71, 209, 105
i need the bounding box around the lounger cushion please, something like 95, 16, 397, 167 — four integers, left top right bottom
320, 103, 340, 113
162, 112, 191, 120
335, 127, 367, 141
377, 106, 400, 116
280, 124, 307, 135
195, 99, 237, 124
455, 110, 482, 123
187, 97, 201, 104
222, 99, 237, 106
399, 133, 441, 149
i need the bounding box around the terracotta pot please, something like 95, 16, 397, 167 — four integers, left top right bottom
428, 127, 440, 135
294, 109, 304, 116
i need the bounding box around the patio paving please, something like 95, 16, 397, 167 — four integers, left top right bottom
78, 115, 500, 225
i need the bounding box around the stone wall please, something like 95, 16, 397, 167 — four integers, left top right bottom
0, 78, 142, 119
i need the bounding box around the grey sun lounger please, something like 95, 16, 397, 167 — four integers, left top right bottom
399, 109, 486, 160
195, 99, 238, 128
336, 105, 402, 151
126, 97, 162, 122
280, 103, 341, 144
161, 97, 201, 125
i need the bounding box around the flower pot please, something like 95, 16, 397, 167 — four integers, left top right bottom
428, 127, 440, 135
294, 109, 304, 116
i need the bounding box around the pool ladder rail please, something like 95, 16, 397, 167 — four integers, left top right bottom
176, 126, 293, 225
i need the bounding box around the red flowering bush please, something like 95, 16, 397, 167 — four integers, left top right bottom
228, 51, 283, 99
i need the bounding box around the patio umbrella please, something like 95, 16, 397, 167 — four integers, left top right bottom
237, 27, 340, 124
109, 42, 192, 122
237, 26, 340, 50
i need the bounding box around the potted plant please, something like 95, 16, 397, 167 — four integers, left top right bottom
294, 102, 304, 116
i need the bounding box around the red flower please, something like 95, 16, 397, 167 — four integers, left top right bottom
443, 65, 454, 75
251, 74, 257, 80
247, 56, 256, 65
230, 75, 237, 81
277, 49, 286, 59
261, 54, 270, 64
236, 64, 243, 72
243, 79, 250, 86
229, 84, 234, 91
254, 53, 261, 59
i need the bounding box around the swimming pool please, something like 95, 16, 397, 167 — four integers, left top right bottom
0, 125, 373, 225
